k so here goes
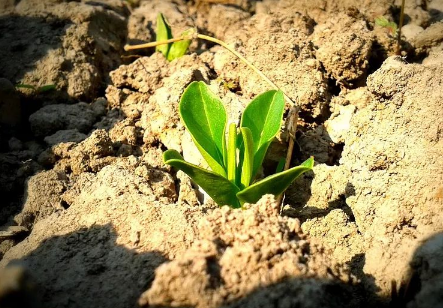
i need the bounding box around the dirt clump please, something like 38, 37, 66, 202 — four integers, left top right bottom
312, 13, 373, 84
140, 195, 362, 308
0, 0, 128, 102
0, 162, 202, 308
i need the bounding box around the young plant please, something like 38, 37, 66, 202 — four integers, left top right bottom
163, 81, 313, 208
125, 26, 306, 208
155, 13, 193, 61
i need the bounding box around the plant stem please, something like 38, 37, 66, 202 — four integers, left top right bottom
396, 0, 406, 55
276, 107, 298, 212
124, 37, 189, 51
227, 123, 237, 184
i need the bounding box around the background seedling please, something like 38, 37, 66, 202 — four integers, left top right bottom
154, 13, 194, 61
375, 0, 406, 55
163, 81, 313, 208
375, 16, 398, 37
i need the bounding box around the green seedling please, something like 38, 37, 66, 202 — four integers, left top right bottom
15, 83, 56, 94
375, 16, 398, 37
155, 13, 193, 61
125, 26, 306, 208
163, 81, 313, 208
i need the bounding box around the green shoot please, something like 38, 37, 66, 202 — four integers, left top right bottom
154, 13, 194, 61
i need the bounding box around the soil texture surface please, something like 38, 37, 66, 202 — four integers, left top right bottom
0, 1, 442, 308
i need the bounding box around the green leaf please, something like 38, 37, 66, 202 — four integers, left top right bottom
164, 150, 240, 208
240, 127, 254, 188
15, 84, 36, 90
167, 28, 195, 61
156, 13, 172, 57
375, 16, 390, 27
375, 16, 398, 35
236, 157, 314, 204
240, 90, 285, 178
37, 84, 56, 93
180, 81, 227, 177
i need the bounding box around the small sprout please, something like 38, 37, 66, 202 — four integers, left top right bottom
15, 84, 35, 90
36, 84, 56, 93
163, 81, 313, 208
155, 13, 193, 61
375, 16, 398, 37
15, 83, 56, 94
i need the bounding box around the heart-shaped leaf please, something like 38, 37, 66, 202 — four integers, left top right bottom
236, 157, 314, 204
240, 90, 285, 178
164, 150, 240, 208
155, 13, 172, 57
180, 81, 227, 177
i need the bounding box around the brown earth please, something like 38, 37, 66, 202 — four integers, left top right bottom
0, 0, 442, 308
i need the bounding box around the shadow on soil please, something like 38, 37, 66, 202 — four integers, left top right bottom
1, 223, 168, 308
0, 14, 70, 225
0, 9, 129, 225
0, 222, 373, 308
3, 227, 441, 307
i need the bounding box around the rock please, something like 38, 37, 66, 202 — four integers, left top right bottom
206, 5, 250, 40
325, 104, 356, 144
312, 13, 372, 83
401, 24, 424, 42
139, 195, 361, 308
0, 1, 128, 101
44, 129, 87, 146
413, 21, 443, 51
29, 103, 99, 137
14, 170, 68, 228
